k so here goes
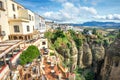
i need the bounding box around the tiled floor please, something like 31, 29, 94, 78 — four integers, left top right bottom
43, 57, 66, 80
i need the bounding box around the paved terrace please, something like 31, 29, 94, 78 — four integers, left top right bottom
41, 55, 67, 80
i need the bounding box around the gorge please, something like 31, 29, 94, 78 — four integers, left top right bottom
45, 28, 120, 80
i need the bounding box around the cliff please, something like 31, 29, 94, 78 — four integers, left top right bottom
78, 42, 92, 68
100, 38, 120, 80
45, 30, 107, 79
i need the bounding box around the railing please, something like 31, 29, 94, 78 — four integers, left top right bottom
10, 47, 26, 64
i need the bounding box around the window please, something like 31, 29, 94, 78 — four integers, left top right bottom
14, 25, 20, 32
29, 15, 31, 20
42, 41, 46, 45
12, 4, 15, 11
27, 26, 30, 32
39, 23, 41, 27
0, 1, 3, 9
13, 14, 16, 19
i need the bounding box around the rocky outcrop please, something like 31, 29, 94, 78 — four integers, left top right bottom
78, 42, 92, 68
91, 45, 105, 79
92, 45, 105, 61
82, 42, 92, 67
77, 46, 83, 67
100, 38, 120, 80
69, 40, 78, 71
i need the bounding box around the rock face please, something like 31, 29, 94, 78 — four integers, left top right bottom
100, 38, 120, 80
70, 40, 78, 71
91, 45, 105, 79
78, 42, 92, 68
82, 42, 93, 67
92, 45, 105, 61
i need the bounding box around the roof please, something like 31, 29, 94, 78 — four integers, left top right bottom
0, 40, 23, 58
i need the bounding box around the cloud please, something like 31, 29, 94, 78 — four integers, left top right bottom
43, 2, 97, 23
80, 7, 97, 15
93, 14, 120, 20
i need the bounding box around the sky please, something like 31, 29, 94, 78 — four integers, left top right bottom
16, 0, 120, 23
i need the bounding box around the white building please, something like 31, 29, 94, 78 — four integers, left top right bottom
34, 14, 46, 38
39, 16, 46, 38
45, 21, 60, 31
45, 21, 54, 30
7, 0, 35, 40
59, 24, 73, 31
73, 26, 83, 32
66, 25, 73, 30
0, 0, 10, 42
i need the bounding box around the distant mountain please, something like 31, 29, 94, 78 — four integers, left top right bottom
71, 21, 120, 28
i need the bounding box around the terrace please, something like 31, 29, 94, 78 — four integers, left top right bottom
0, 40, 25, 79
42, 56, 68, 80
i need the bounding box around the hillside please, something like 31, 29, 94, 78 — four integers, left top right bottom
71, 21, 120, 28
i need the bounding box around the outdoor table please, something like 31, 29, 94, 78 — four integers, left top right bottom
42, 65, 45, 69
47, 59, 51, 64
51, 64, 54, 67
50, 63, 54, 69
51, 70, 55, 73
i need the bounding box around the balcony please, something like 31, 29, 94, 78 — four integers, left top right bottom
8, 18, 29, 22
8, 8, 29, 22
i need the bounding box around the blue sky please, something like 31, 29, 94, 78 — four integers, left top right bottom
16, 0, 120, 23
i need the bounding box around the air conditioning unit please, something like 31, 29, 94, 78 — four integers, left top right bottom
0, 31, 6, 36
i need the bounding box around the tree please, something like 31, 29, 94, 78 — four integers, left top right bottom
44, 31, 52, 39
51, 30, 65, 43
85, 71, 95, 80
103, 39, 109, 47
75, 38, 82, 48
117, 29, 120, 39
92, 28, 97, 35
19, 45, 40, 65
83, 29, 89, 34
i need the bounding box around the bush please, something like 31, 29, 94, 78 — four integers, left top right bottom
19, 45, 40, 65
50, 52, 54, 56
92, 28, 97, 35
68, 29, 83, 48
84, 71, 95, 80
103, 39, 109, 47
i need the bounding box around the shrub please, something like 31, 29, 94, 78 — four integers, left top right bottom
50, 52, 54, 56
19, 45, 40, 65
92, 28, 97, 35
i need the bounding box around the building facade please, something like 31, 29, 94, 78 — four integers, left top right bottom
35, 14, 46, 38
7, 0, 35, 40
0, 0, 10, 42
